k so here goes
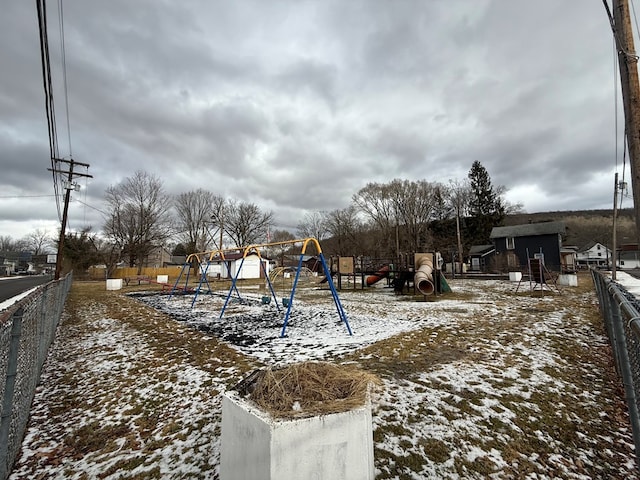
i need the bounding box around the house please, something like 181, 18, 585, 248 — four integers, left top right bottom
489, 221, 565, 272
468, 245, 495, 272
0, 258, 8, 276
280, 255, 324, 273
145, 246, 172, 268
576, 242, 611, 269
617, 244, 640, 269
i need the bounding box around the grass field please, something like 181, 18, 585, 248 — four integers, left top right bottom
8, 272, 639, 479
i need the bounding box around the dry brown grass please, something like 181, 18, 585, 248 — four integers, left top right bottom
241, 361, 382, 419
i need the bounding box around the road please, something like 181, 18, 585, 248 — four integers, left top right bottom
0, 275, 53, 304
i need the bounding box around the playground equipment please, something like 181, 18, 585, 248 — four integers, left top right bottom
170, 238, 352, 338
330, 253, 450, 296
414, 254, 435, 295
366, 265, 390, 286
515, 248, 559, 295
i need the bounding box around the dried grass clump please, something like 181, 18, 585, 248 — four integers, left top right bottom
238, 362, 381, 419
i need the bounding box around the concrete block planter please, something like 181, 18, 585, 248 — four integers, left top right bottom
220, 390, 374, 480
106, 278, 122, 290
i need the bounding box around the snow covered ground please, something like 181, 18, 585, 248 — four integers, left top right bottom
8, 274, 640, 479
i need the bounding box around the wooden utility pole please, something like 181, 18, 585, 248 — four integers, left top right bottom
610, 0, 640, 246
613, 172, 619, 279
48, 158, 92, 279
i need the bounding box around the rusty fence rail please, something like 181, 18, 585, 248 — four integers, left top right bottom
592, 269, 640, 470
0, 273, 72, 480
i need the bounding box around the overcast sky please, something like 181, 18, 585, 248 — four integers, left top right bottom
0, 1, 629, 241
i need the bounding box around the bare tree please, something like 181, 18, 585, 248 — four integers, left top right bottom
432, 183, 453, 220
103, 170, 173, 271
495, 185, 524, 215
296, 211, 329, 241
354, 179, 440, 255
268, 229, 296, 266
25, 228, 52, 255
325, 206, 362, 256
389, 179, 437, 253
448, 179, 471, 266
93, 236, 121, 278
222, 200, 274, 247
0, 235, 24, 252
175, 189, 217, 254
206, 194, 228, 249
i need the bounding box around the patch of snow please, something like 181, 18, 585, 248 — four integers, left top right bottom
0, 287, 38, 311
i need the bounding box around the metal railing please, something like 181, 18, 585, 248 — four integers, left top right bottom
0, 273, 72, 480
592, 269, 640, 470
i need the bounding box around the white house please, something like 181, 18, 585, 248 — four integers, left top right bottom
617, 244, 640, 269
576, 242, 611, 268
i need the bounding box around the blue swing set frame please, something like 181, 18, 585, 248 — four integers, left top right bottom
169, 238, 352, 337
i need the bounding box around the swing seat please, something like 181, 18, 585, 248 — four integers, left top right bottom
282, 298, 290, 307
261, 296, 271, 305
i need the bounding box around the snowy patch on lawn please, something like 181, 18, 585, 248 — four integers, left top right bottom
9, 276, 640, 479
138, 287, 471, 364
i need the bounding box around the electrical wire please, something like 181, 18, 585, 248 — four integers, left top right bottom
57, 0, 72, 158
74, 198, 108, 216
0, 194, 59, 199
631, 0, 640, 44
36, 0, 62, 221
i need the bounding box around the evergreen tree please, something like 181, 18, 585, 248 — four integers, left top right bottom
61, 228, 101, 274
466, 161, 505, 244
468, 161, 503, 217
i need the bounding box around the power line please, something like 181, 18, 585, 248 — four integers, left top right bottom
74, 198, 107, 215
0, 194, 59, 199
36, 0, 62, 221
57, 0, 72, 158
36, 1, 94, 279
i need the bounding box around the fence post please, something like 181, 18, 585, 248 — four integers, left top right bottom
0, 308, 24, 480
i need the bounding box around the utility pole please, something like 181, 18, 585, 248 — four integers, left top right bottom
613, 172, 619, 279
48, 158, 92, 279
609, 0, 640, 246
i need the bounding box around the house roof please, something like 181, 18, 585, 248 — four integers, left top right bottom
469, 245, 495, 255
577, 241, 608, 253
210, 251, 260, 261
489, 221, 565, 239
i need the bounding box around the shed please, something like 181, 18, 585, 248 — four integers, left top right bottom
468, 245, 495, 272
203, 252, 270, 279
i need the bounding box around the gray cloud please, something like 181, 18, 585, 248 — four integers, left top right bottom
0, 0, 625, 240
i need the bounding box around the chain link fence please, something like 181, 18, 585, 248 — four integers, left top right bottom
592, 269, 640, 470
0, 274, 72, 480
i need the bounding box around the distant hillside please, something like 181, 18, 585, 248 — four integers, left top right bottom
503, 208, 635, 249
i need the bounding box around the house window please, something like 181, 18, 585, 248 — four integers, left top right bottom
598, 253, 601, 257
597, 245, 601, 250
506, 237, 515, 250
